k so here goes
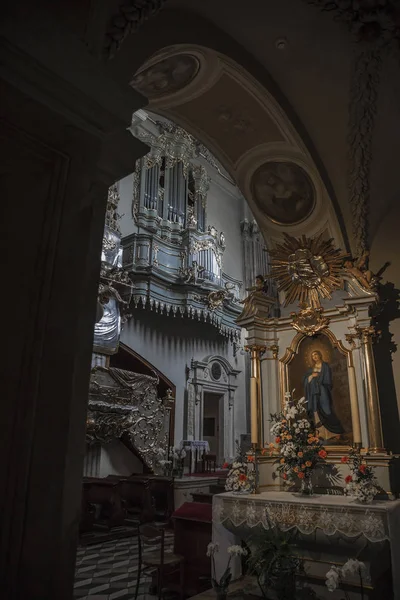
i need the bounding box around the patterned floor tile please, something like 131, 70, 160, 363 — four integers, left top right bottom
74, 529, 174, 600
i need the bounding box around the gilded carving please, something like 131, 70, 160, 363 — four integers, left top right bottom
270, 233, 347, 308
344, 251, 390, 291
290, 303, 330, 337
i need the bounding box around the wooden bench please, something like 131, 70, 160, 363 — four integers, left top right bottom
105, 475, 155, 523
81, 477, 126, 531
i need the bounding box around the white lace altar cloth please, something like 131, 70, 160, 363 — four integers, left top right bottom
212, 491, 400, 598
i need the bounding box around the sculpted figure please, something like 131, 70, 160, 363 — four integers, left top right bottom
240, 274, 269, 304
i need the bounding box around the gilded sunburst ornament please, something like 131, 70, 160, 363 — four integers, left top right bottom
270, 233, 348, 308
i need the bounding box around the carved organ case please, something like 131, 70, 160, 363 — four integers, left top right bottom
123, 117, 243, 347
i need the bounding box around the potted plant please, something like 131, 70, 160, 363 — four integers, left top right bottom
326, 558, 368, 599
206, 542, 248, 599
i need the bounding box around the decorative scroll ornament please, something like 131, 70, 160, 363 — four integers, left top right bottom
303, 0, 400, 45
290, 302, 330, 337
303, 1, 398, 255
206, 283, 235, 311
347, 44, 383, 255
270, 233, 347, 308
87, 367, 169, 471
106, 184, 121, 232
104, 0, 168, 59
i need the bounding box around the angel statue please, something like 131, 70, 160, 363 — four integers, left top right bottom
240, 274, 269, 304
344, 251, 389, 291
182, 260, 205, 284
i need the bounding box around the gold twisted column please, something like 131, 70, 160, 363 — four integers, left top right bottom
361, 327, 385, 453
246, 345, 265, 450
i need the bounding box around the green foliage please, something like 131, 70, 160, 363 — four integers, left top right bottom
246, 520, 318, 600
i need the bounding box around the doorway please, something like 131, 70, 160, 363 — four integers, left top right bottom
203, 392, 224, 465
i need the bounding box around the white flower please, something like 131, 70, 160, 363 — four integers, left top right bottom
341, 559, 367, 578
206, 542, 219, 557
325, 566, 340, 592
227, 545, 248, 556
286, 406, 298, 420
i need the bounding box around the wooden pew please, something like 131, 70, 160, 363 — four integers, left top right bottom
106, 475, 155, 523
130, 474, 174, 522
81, 477, 126, 530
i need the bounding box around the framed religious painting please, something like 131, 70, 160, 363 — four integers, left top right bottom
284, 333, 353, 449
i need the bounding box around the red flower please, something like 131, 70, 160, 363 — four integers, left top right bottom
275, 436, 281, 444
223, 462, 230, 469
283, 473, 288, 480
239, 473, 247, 482
247, 455, 255, 463
341, 456, 349, 464
359, 465, 367, 474
318, 449, 327, 459
297, 472, 305, 479
345, 475, 353, 484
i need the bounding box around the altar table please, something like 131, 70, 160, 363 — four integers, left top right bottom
212, 491, 400, 599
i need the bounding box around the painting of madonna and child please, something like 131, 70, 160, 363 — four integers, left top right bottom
288, 334, 353, 446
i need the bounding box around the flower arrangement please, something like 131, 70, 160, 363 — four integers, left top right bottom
207, 542, 248, 598
270, 391, 327, 492
341, 451, 379, 503
170, 445, 187, 477
326, 558, 368, 598
170, 445, 187, 461
225, 443, 255, 493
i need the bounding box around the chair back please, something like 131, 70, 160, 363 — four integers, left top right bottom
138, 523, 165, 566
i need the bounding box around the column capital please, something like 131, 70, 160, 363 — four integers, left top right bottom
244, 344, 266, 356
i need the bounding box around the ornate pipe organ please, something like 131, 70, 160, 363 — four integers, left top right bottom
124, 118, 244, 349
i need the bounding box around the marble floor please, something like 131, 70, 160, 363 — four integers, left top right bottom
74, 530, 174, 600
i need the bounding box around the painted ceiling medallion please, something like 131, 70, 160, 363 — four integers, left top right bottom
131, 54, 200, 98
270, 233, 347, 307
251, 161, 315, 225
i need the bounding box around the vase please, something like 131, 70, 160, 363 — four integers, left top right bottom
214, 589, 228, 600
300, 474, 313, 496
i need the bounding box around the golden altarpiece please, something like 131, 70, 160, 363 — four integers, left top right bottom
237, 233, 395, 495
211, 234, 400, 599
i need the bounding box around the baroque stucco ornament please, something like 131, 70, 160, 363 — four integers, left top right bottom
270, 233, 347, 307
104, 0, 168, 59
290, 303, 330, 336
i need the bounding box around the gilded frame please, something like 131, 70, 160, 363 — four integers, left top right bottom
279, 329, 361, 453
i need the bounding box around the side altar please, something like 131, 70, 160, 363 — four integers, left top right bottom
211, 234, 400, 598
236, 234, 399, 496
212, 491, 400, 599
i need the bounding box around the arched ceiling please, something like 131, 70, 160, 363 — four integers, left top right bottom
105, 0, 400, 254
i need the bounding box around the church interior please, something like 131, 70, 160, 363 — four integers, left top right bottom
2, 1, 400, 599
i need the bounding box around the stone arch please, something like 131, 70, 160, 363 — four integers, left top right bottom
105, 9, 349, 250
